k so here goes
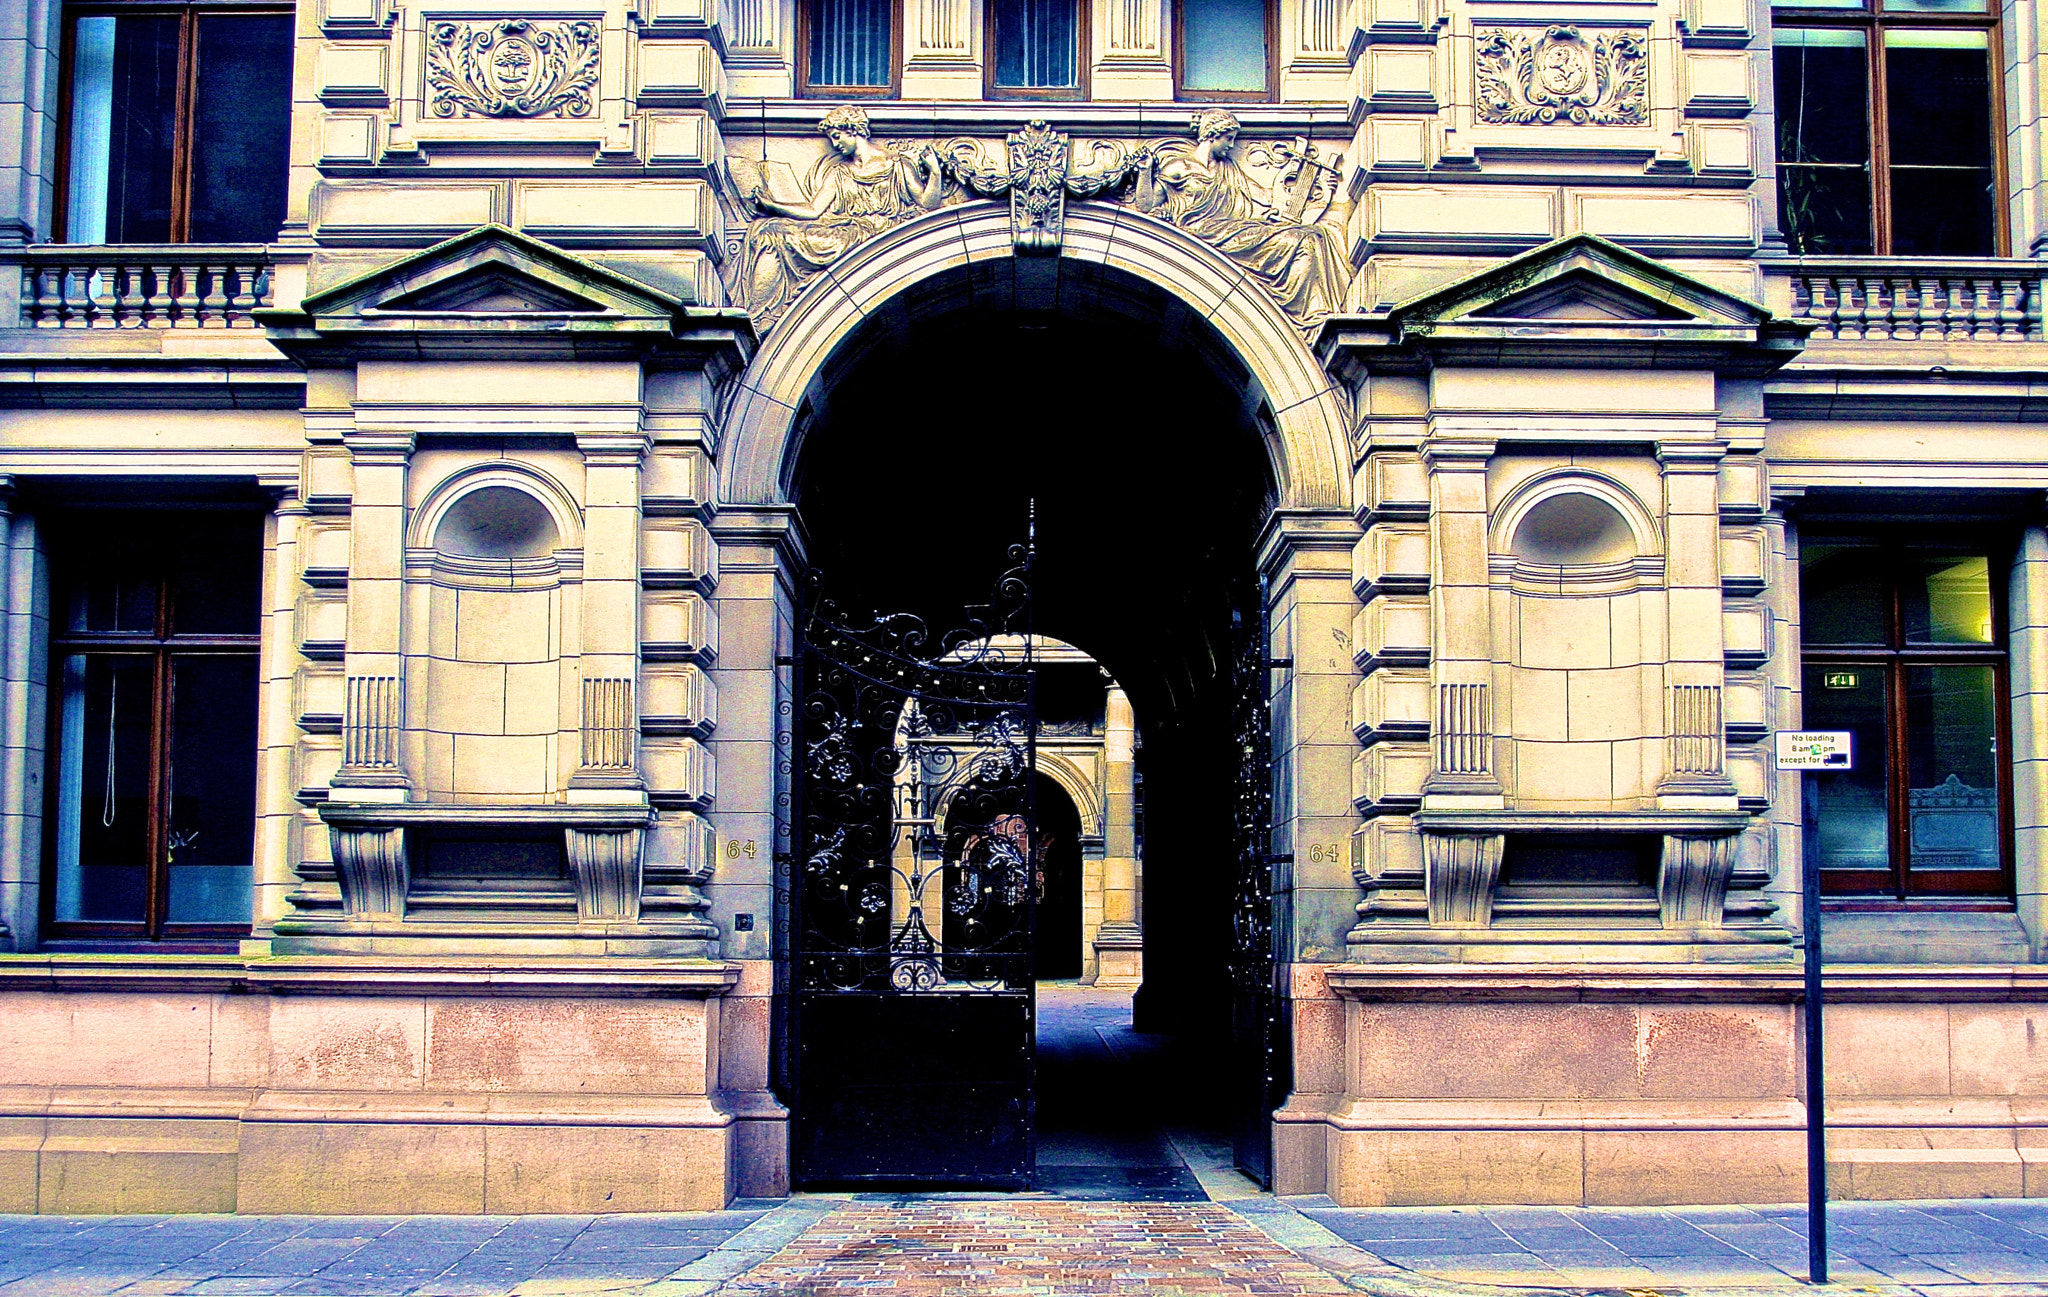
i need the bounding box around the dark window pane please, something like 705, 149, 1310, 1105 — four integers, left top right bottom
1885, 30, 1994, 255
1901, 551, 1994, 644
165, 656, 258, 923
809, 0, 892, 86
1773, 31, 1873, 254
171, 514, 264, 636
1800, 538, 1885, 644
188, 14, 293, 243
1183, 0, 1267, 92
52, 655, 156, 923
993, 0, 1078, 88
98, 14, 180, 243
53, 526, 160, 634
1905, 664, 2001, 871
1803, 664, 1892, 875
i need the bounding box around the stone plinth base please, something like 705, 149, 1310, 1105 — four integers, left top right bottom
0, 954, 783, 1213
1274, 962, 2048, 1206
1092, 927, 1143, 988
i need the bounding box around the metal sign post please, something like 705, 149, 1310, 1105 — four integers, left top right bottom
1775, 730, 1851, 1286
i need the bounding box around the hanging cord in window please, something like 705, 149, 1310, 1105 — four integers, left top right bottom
101, 671, 116, 827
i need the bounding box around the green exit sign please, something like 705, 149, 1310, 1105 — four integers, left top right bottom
1822, 672, 1859, 690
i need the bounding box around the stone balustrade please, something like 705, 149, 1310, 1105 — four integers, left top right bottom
1762, 258, 2045, 342
11, 246, 273, 328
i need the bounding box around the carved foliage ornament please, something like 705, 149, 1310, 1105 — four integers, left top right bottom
1475, 25, 1648, 126
427, 18, 601, 119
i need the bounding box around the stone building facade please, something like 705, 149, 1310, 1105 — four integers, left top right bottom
0, 0, 2044, 1213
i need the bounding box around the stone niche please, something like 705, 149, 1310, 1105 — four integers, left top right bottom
286, 459, 718, 957
1337, 235, 1808, 964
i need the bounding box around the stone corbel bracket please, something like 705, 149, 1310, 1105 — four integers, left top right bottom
317, 802, 659, 925
1416, 808, 1756, 930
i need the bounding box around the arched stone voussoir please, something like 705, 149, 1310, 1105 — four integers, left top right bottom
719, 202, 1353, 513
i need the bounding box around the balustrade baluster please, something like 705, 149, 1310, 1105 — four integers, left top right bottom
120, 264, 148, 327
170, 261, 200, 326
201, 263, 231, 325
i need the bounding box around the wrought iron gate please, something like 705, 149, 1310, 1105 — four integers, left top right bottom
1228, 586, 1290, 1186
786, 543, 1039, 1186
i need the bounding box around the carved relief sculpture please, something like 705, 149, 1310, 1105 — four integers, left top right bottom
726, 105, 951, 327
1131, 110, 1352, 327
1475, 25, 1649, 126
427, 18, 601, 118
722, 106, 1352, 332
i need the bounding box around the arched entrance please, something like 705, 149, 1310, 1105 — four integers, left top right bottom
744, 204, 1357, 1189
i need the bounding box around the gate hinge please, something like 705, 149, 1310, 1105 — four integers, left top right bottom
1265, 657, 1293, 669
1267, 853, 1294, 865
776, 656, 798, 666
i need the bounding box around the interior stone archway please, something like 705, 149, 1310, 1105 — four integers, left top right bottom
718, 202, 1353, 515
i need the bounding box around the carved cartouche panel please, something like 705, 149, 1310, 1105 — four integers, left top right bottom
1475, 25, 1649, 126
427, 18, 602, 119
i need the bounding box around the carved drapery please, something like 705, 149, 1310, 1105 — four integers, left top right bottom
724, 107, 1350, 332
1475, 25, 1648, 126
427, 18, 601, 119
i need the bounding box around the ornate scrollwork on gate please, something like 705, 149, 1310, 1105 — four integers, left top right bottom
1475, 25, 1649, 126
792, 549, 1037, 995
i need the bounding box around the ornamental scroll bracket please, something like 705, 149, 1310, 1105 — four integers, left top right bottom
946, 121, 1144, 255
1475, 24, 1648, 126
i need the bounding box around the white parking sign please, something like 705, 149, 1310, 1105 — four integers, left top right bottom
1775, 731, 1852, 770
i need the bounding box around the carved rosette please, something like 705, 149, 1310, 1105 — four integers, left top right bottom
1475, 25, 1648, 126
427, 18, 601, 119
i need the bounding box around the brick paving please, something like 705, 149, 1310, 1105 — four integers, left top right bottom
719, 1200, 1353, 1295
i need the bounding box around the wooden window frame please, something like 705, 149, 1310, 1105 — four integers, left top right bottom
983, 0, 1090, 100
1771, 0, 2008, 256
1801, 533, 2016, 901
55, 0, 292, 246
40, 512, 262, 947
796, 0, 905, 99
1172, 0, 1278, 102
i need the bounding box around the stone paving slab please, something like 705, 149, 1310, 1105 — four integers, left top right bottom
718, 1200, 1354, 1295
1297, 1200, 2048, 1289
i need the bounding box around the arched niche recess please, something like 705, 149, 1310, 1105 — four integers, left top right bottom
407, 466, 585, 801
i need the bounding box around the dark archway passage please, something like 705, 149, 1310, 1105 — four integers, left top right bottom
1033, 772, 1085, 981
788, 260, 1276, 1182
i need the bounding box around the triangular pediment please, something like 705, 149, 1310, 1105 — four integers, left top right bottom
1476, 269, 1697, 323
1398, 234, 1771, 334
376, 265, 609, 315
295, 224, 690, 325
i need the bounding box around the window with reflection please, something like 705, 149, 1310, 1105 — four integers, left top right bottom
61, 2, 293, 244
802, 0, 897, 96
1177, 0, 1272, 98
44, 512, 263, 943
1772, 0, 2000, 255
1799, 535, 2010, 898
988, 0, 1084, 96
